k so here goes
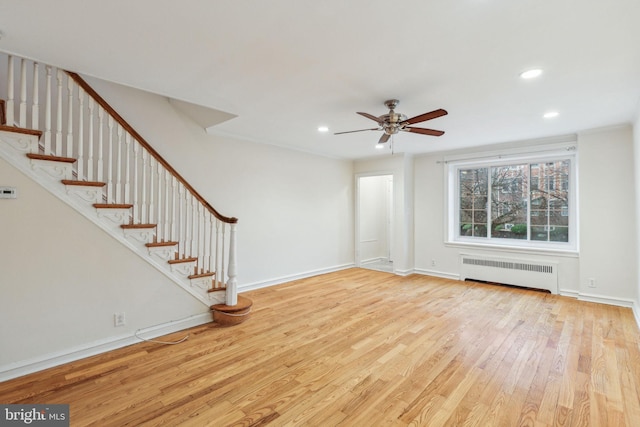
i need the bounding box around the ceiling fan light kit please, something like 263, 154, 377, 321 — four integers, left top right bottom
335, 99, 447, 146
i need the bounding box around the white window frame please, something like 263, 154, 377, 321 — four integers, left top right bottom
444, 142, 578, 254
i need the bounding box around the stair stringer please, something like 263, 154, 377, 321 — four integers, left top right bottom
0, 129, 226, 307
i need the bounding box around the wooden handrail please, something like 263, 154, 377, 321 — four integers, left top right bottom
66, 72, 237, 224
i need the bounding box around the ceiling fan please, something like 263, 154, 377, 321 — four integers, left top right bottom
334, 99, 447, 145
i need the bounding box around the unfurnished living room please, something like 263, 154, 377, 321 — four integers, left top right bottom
1, 1, 640, 426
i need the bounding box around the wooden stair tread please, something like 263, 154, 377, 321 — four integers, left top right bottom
188, 271, 215, 279
145, 241, 179, 247
168, 257, 198, 264
27, 153, 75, 163
94, 203, 133, 209
61, 180, 105, 187
121, 223, 156, 229
207, 286, 226, 293
1, 124, 42, 137
210, 295, 252, 313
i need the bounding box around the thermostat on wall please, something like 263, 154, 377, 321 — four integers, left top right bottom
0, 187, 17, 199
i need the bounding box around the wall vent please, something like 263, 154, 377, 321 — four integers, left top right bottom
459, 254, 558, 294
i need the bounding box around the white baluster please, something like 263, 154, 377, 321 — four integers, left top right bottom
31, 62, 39, 130
191, 194, 198, 259
19, 58, 27, 128
171, 177, 177, 242
141, 150, 148, 223
196, 203, 203, 273
133, 140, 140, 222
107, 115, 114, 203
44, 66, 52, 154
55, 69, 63, 156
6, 55, 15, 126
215, 220, 221, 287
65, 76, 73, 157
204, 213, 212, 273
156, 161, 163, 238
96, 106, 105, 183
124, 133, 131, 203
149, 158, 155, 224
177, 183, 186, 256
226, 222, 238, 306
164, 169, 170, 240
88, 97, 96, 181
77, 87, 84, 180
115, 124, 123, 203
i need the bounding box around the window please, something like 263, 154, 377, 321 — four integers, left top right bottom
447, 147, 577, 252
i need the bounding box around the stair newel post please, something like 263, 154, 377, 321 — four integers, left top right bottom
44, 65, 52, 154
31, 62, 39, 130
226, 222, 238, 306
87, 97, 95, 181
221, 223, 227, 292
65, 75, 73, 158
18, 58, 27, 128
6, 55, 14, 126
97, 104, 105, 183
106, 115, 114, 203
77, 86, 84, 180
55, 69, 63, 156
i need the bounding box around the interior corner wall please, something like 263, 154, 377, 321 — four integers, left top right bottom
578, 125, 637, 302
632, 111, 640, 309
83, 77, 355, 289
0, 156, 208, 369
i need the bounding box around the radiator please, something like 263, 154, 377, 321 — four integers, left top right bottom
459, 254, 558, 294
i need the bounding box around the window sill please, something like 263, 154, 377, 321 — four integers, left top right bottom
444, 240, 579, 258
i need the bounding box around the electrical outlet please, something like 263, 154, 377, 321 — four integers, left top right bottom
588, 278, 596, 288
114, 312, 126, 327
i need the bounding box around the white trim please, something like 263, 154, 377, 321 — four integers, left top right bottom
559, 289, 580, 299
0, 312, 212, 382
238, 263, 355, 292
413, 268, 461, 281
577, 293, 636, 308
633, 302, 640, 332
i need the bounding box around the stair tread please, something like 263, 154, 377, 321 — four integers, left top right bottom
121, 223, 156, 229
189, 271, 216, 279
62, 180, 106, 187
145, 241, 179, 247
94, 203, 133, 209
27, 153, 75, 163
211, 296, 252, 312
168, 257, 198, 264
1, 124, 42, 137
207, 286, 226, 293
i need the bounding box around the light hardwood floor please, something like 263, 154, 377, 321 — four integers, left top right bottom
2, 269, 640, 426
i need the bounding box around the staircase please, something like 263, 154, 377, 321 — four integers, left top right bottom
0, 52, 247, 318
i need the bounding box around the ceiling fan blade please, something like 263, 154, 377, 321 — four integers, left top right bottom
378, 133, 391, 144
357, 112, 382, 123
334, 127, 380, 135
404, 127, 445, 137
401, 108, 448, 126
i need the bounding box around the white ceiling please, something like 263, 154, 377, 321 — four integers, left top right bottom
1, 0, 639, 159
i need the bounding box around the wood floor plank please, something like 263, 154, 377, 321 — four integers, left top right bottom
2, 268, 640, 426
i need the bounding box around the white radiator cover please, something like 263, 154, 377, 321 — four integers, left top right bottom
459, 253, 558, 294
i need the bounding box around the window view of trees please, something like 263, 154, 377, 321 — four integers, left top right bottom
458, 159, 570, 243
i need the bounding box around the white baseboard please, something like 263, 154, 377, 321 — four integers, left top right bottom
413, 268, 461, 281
633, 302, 640, 332
577, 292, 636, 308
0, 312, 212, 382
238, 263, 355, 292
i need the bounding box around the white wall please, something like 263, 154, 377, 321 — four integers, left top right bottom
84, 77, 355, 288
634, 110, 640, 316
578, 125, 637, 303
413, 126, 637, 305
0, 156, 208, 371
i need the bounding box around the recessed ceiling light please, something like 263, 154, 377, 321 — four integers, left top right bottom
317, 126, 329, 132
375, 143, 385, 150
543, 111, 559, 118
520, 69, 543, 79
